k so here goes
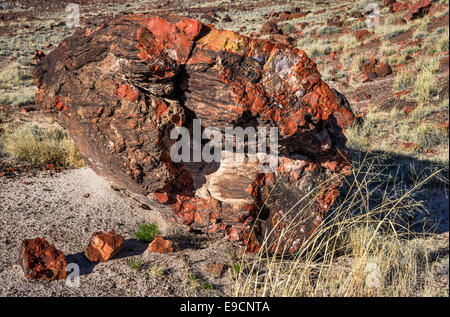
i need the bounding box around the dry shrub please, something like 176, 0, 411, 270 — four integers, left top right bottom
1, 122, 85, 168
231, 153, 448, 297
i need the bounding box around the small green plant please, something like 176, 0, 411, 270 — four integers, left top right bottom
187, 273, 199, 289
134, 222, 159, 243
202, 281, 213, 290
127, 258, 141, 270
282, 23, 296, 34
232, 262, 241, 274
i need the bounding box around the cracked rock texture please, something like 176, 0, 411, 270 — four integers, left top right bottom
33, 14, 355, 253
85, 230, 124, 262
17, 238, 67, 280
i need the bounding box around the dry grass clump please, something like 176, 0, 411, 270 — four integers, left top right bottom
0, 86, 37, 107
423, 27, 449, 54
0, 62, 32, 87
393, 69, 415, 91
350, 55, 370, 75
379, 42, 399, 57
375, 23, 412, 40
316, 25, 341, 35
408, 123, 449, 149
231, 154, 448, 297
0, 122, 85, 168
346, 101, 449, 159
299, 39, 333, 58
414, 69, 440, 103
0, 61, 36, 107
337, 33, 360, 51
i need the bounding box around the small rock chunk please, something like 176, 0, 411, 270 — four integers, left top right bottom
85, 229, 124, 262
205, 262, 225, 278
147, 236, 174, 254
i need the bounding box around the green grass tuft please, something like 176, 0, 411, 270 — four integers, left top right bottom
134, 222, 159, 243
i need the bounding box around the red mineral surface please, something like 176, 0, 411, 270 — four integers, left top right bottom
85, 230, 124, 262
17, 238, 67, 280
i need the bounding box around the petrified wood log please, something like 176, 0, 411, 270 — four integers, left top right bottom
17, 238, 66, 280
33, 14, 355, 253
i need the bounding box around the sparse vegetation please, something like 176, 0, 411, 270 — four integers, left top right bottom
393, 69, 415, 91
351, 55, 369, 75
409, 123, 448, 149
134, 223, 159, 243
0, 62, 32, 87
0, 122, 85, 167
414, 68, 440, 103
231, 154, 448, 296
127, 258, 141, 270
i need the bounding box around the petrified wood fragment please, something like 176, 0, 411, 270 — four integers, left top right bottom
147, 236, 174, 254
33, 14, 355, 253
85, 230, 124, 262
17, 238, 66, 280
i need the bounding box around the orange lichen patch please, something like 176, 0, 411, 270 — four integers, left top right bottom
115, 84, 138, 101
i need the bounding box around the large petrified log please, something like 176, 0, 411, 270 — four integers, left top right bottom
33, 14, 355, 253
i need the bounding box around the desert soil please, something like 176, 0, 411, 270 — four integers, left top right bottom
0, 167, 236, 296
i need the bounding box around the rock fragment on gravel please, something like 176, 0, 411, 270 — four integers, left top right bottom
85, 230, 124, 262
205, 262, 225, 278
148, 237, 174, 254
360, 58, 392, 81
17, 238, 66, 280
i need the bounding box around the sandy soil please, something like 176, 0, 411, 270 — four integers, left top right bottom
0, 167, 236, 296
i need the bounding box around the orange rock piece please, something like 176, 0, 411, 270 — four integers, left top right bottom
85, 230, 124, 262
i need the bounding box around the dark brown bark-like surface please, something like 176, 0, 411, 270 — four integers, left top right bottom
33, 14, 355, 253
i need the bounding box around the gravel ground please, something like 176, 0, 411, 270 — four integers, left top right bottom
0, 167, 236, 296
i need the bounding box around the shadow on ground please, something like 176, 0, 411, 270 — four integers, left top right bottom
329, 148, 449, 235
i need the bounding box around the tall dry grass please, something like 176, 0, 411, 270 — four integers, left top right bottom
0, 122, 85, 168
230, 152, 448, 297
